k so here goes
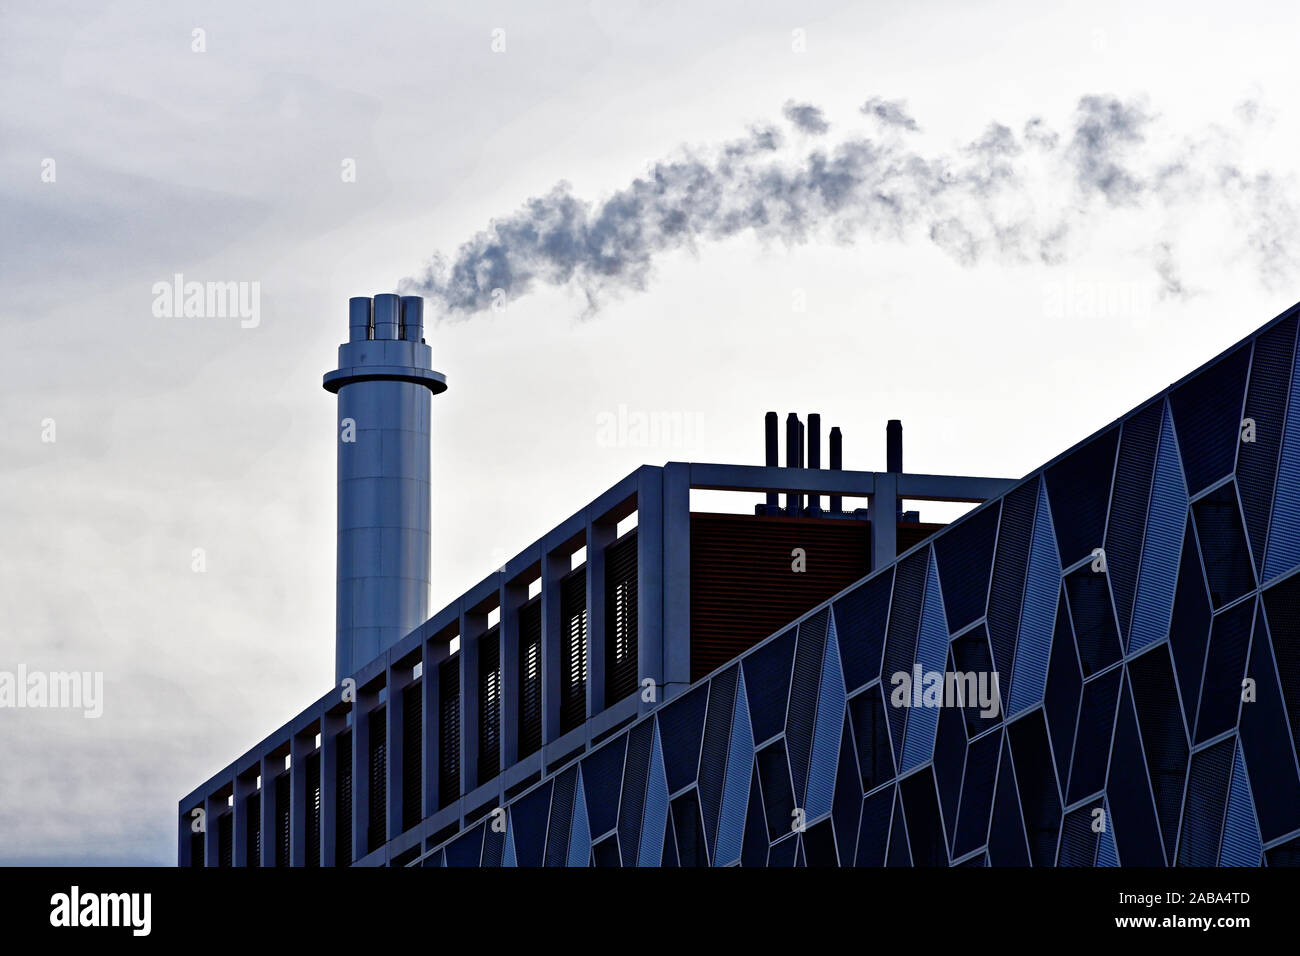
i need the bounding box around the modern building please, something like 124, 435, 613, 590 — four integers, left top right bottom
179, 296, 1300, 867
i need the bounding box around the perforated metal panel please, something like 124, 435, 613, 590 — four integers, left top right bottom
306, 750, 321, 867
479, 628, 501, 783
438, 657, 460, 808
605, 531, 639, 705
560, 568, 588, 734
402, 680, 422, 832
336, 730, 352, 865
518, 600, 542, 759
245, 791, 260, 867
368, 708, 387, 854
275, 770, 291, 867
217, 811, 232, 868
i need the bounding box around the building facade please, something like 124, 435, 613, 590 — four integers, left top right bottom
179, 300, 1300, 867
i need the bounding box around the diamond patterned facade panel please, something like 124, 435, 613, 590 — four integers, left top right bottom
408, 305, 1300, 866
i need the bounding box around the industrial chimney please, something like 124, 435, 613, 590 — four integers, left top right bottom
323, 293, 447, 681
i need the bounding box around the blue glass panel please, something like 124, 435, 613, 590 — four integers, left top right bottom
833, 570, 892, 693
637, 723, 669, 866
1168, 520, 1212, 720
987, 736, 1030, 866
1058, 803, 1102, 866
742, 628, 796, 745
1043, 603, 1081, 786
508, 782, 551, 867
1193, 597, 1253, 744
855, 787, 894, 866
1107, 681, 1166, 865
567, 768, 591, 867
655, 683, 707, 793
806, 614, 847, 815
987, 479, 1040, 679
1130, 402, 1189, 653
581, 734, 627, 839
714, 672, 754, 865
953, 729, 1000, 858
832, 714, 862, 864
882, 550, 929, 762
741, 767, 768, 868
1127, 645, 1188, 862
1044, 425, 1118, 568
671, 789, 708, 867
617, 719, 653, 860
1191, 482, 1256, 608
698, 666, 737, 854
1239, 605, 1300, 842
1177, 736, 1234, 866
1169, 343, 1250, 496
1067, 668, 1121, 804
901, 551, 949, 771
932, 500, 1000, 633
1008, 482, 1061, 716
885, 787, 911, 867
544, 767, 577, 867
1262, 568, 1300, 754
787, 610, 828, 809
1107, 402, 1163, 645
501, 822, 516, 868
1008, 710, 1060, 866
444, 822, 485, 867
900, 767, 948, 866
1064, 563, 1122, 678
1096, 802, 1120, 867
1219, 740, 1262, 867
1239, 316, 1297, 575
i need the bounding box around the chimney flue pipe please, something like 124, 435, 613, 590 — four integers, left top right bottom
808, 413, 821, 513
764, 412, 778, 510
829, 426, 842, 514
785, 413, 801, 515
887, 419, 903, 521
887, 419, 903, 473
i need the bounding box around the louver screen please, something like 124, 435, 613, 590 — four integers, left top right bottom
217, 811, 232, 868
189, 829, 204, 868
560, 568, 588, 733
275, 770, 291, 866
605, 531, 639, 705
336, 729, 352, 866
518, 599, 543, 759
306, 750, 321, 867
245, 791, 260, 866
438, 657, 461, 808
479, 628, 501, 784
402, 680, 422, 832
689, 513, 877, 680
368, 707, 387, 854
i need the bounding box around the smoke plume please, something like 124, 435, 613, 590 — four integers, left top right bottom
401, 94, 1299, 316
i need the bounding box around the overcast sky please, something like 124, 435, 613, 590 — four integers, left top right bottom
2, 0, 1299, 864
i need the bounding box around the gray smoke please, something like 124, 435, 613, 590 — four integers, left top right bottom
783, 100, 830, 135
401, 94, 1299, 317
860, 96, 921, 132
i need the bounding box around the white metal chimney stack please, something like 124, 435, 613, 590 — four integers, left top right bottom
323, 293, 447, 681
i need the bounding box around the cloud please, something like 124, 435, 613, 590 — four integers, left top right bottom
782, 100, 830, 134
859, 96, 921, 132
1067, 94, 1153, 205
